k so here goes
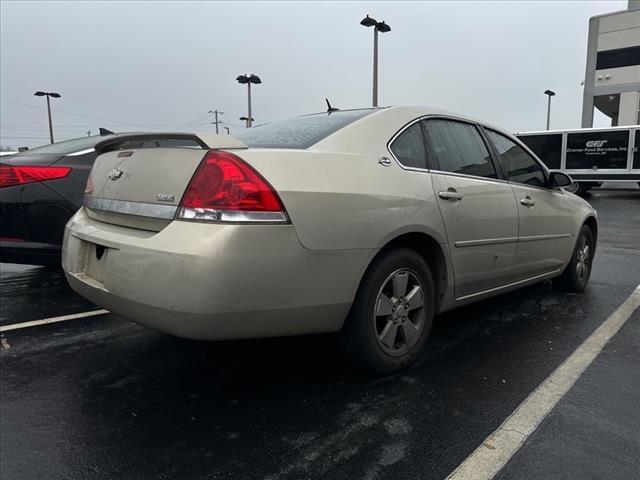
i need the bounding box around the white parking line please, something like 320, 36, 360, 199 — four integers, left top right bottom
0, 309, 110, 333
446, 284, 640, 480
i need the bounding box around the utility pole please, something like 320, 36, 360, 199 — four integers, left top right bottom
209, 109, 224, 134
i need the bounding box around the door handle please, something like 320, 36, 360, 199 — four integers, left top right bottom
520, 197, 536, 207
438, 189, 463, 201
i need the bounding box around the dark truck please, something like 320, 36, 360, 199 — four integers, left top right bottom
516, 126, 640, 195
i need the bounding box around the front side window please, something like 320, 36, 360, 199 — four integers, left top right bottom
421, 119, 496, 178
389, 122, 427, 169
487, 131, 546, 187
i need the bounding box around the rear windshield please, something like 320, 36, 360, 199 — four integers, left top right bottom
234, 109, 376, 149
23, 135, 112, 155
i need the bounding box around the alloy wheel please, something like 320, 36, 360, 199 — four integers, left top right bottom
575, 234, 591, 283
373, 268, 426, 356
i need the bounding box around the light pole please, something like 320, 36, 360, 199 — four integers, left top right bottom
360, 15, 391, 107
544, 89, 556, 130
236, 74, 261, 127
239, 116, 255, 128
34, 91, 61, 143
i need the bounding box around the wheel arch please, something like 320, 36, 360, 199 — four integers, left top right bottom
583, 215, 598, 254
366, 232, 449, 313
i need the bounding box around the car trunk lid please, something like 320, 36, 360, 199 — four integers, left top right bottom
84, 133, 247, 231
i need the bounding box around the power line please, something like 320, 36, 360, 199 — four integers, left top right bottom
1, 98, 152, 128
175, 112, 213, 130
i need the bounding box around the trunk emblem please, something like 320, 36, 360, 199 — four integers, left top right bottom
156, 193, 175, 202
108, 168, 124, 181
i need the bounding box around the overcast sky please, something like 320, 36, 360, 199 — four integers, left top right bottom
0, 0, 627, 148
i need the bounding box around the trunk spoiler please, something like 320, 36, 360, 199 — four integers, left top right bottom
94, 132, 247, 155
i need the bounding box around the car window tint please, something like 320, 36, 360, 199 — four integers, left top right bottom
389, 122, 427, 169
422, 119, 496, 178
487, 130, 546, 187
234, 109, 376, 149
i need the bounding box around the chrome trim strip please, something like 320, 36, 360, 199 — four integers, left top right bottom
66, 148, 95, 157
454, 237, 518, 248
454, 233, 571, 248
177, 207, 288, 223
455, 269, 562, 301
519, 233, 572, 243
430, 170, 511, 185
84, 196, 177, 219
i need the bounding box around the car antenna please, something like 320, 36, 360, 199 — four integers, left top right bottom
326, 98, 340, 113
99, 128, 115, 136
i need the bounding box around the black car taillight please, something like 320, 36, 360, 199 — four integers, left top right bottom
0, 165, 72, 188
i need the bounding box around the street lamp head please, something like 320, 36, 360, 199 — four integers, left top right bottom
236, 75, 249, 84
544, 89, 556, 97
34, 91, 46, 96
248, 74, 261, 84
376, 21, 391, 33
49, 92, 61, 98
360, 15, 377, 27
239, 116, 255, 121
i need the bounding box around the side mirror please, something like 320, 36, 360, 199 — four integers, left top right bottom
549, 171, 573, 189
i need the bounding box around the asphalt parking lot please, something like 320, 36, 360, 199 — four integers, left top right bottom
1, 190, 639, 480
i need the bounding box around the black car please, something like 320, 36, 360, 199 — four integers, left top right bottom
0, 131, 116, 266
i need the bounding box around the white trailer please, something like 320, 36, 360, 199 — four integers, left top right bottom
516, 125, 640, 195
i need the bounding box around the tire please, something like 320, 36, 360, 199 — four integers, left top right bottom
339, 248, 435, 374
553, 225, 594, 292
566, 182, 588, 196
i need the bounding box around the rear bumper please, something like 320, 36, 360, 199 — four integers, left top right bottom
62, 208, 374, 340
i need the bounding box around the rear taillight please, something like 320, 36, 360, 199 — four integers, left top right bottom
0, 165, 71, 188
177, 150, 288, 223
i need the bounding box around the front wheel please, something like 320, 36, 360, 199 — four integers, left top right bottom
553, 225, 594, 292
566, 182, 588, 196
339, 248, 435, 374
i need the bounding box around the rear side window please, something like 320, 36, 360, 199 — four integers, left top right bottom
422, 119, 496, 178
234, 109, 375, 149
389, 122, 427, 169
487, 131, 546, 187
517, 133, 562, 169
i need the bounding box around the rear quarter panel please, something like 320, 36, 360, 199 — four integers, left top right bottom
236, 150, 447, 252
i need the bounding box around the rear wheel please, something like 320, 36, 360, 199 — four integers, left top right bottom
553, 225, 594, 292
339, 248, 435, 374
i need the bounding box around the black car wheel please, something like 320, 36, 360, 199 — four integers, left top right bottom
553, 225, 594, 292
340, 248, 435, 374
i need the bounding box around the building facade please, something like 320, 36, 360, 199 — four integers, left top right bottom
582, 0, 640, 127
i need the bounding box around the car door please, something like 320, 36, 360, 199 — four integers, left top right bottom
484, 130, 574, 280
423, 118, 519, 298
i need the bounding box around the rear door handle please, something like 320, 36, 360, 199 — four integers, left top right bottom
438, 190, 463, 201
520, 197, 536, 207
